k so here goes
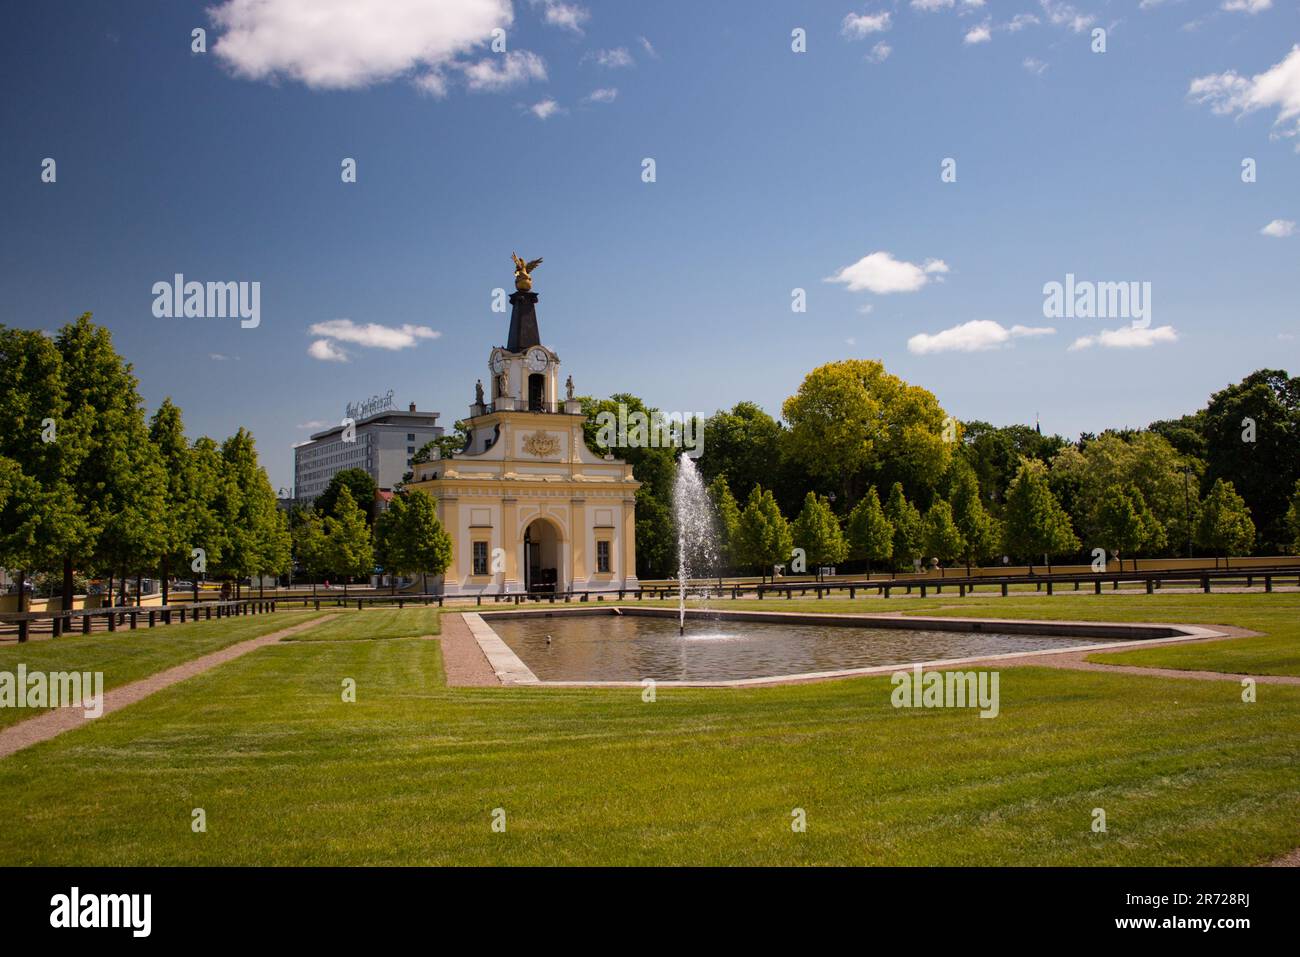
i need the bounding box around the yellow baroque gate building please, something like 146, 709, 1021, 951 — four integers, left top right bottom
406, 261, 640, 596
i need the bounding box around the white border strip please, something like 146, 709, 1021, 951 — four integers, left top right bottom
463, 612, 539, 685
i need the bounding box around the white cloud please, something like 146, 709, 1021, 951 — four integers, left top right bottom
908, 320, 1055, 355
866, 41, 892, 63
297, 420, 328, 430
964, 22, 992, 44
1008, 13, 1041, 31
461, 49, 547, 92
1261, 218, 1296, 237
638, 36, 658, 59
1039, 0, 1095, 32
534, 1, 589, 34
584, 87, 618, 103
1221, 0, 1272, 12
309, 319, 441, 350
209, 353, 240, 361
209, 0, 510, 91
1069, 325, 1178, 350
1023, 57, 1048, 75
826, 252, 948, 294
1189, 46, 1300, 146
842, 11, 892, 37
587, 47, 633, 68
911, 0, 955, 11
963, 0, 987, 7
529, 97, 561, 119
308, 338, 350, 362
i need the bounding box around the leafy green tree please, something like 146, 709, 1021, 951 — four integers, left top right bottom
1003, 459, 1080, 571
1094, 484, 1166, 572
377, 490, 453, 593
215, 428, 282, 597
0, 326, 90, 618
883, 482, 924, 573
699, 403, 787, 503
958, 420, 1067, 507
1200, 370, 1298, 552
782, 360, 953, 505
923, 499, 966, 573
736, 485, 792, 583
707, 475, 742, 575
948, 460, 997, 574
414, 420, 469, 464
292, 509, 328, 594
323, 484, 374, 594
1286, 480, 1300, 554
188, 436, 233, 596
148, 398, 197, 604
790, 491, 847, 580
845, 486, 893, 575
1196, 478, 1255, 568
314, 468, 379, 526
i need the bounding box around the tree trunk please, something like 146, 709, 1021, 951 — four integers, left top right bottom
107, 571, 115, 609
62, 554, 74, 616
160, 556, 169, 606
422, 572, 428, 595
135, 573, 142, 607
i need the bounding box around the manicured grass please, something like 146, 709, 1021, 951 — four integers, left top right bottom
0, 609, 325, 729
0, 625, 1296, 865
283, 607, 442, 642
652, 592, 1300, 677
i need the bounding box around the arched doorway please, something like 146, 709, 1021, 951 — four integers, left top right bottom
523, 519, 562, 593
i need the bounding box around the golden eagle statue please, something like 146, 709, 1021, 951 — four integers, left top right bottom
512, 252, 543, 292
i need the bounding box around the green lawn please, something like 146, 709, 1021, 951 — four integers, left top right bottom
281, 607, 442, 642
0, 609, 325, 729
0, 624, 1296, 865
1, 595, 1297, 865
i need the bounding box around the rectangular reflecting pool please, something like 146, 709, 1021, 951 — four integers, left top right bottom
486, 612, 1105, 682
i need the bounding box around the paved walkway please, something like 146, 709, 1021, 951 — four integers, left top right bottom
428, 614, 499, 687
0, 615, 335, 759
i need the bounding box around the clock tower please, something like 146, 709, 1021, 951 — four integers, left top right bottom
405, 258, 640, 597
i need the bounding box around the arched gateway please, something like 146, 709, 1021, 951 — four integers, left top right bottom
404, 258, 640, 596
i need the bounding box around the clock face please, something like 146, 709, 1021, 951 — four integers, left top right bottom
526, 348, 548, 372
489, 349, 506, 374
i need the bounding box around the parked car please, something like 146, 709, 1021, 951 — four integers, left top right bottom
172, 580, 194, 591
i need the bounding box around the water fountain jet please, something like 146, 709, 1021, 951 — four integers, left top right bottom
672, 455, 717, 636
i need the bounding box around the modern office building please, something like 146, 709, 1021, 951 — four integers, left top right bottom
294, 402, 443, 502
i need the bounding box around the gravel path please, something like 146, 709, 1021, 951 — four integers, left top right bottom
0, 615, 335, 759
429, 614, 499, 686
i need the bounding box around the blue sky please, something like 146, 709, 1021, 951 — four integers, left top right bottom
2, 0, 1298, 491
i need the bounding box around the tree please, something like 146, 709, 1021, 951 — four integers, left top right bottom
782, 360, 953, 505
188, 436, 233, 598
1094, 484, 1166, 572
1287, 480, 1300, 554
699, 403, 786, 503
148, 398, 196, 605
883, 482, 924, 573
845, 486, 893, 575
958, 420, 1067, 507
1200, 370, 1298, 552
948, 460, 997, 574
1003, 459, 1080, 571
292, 509, 328, 594
56, 315, 166, 607
314, 468, 378, 526
215, 428, 282, 597
707, 475, 742, 575
378, 490, 453, 593
923, 500, 965, 574
735, 485, 792, 583
1196, 479, 1255, 568
414, 420, 469, 464
790, 491, 847, 580
323, 484, 374, 595
0, 326, 90, 621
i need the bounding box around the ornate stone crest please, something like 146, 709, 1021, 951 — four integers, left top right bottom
522, 430, 560, 458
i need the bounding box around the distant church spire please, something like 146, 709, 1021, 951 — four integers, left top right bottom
1035, 412, 1041, 435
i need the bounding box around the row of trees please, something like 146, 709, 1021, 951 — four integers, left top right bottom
288, 477, 452, 594
580, 361, 1299, 578
0, 315, 290, 609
